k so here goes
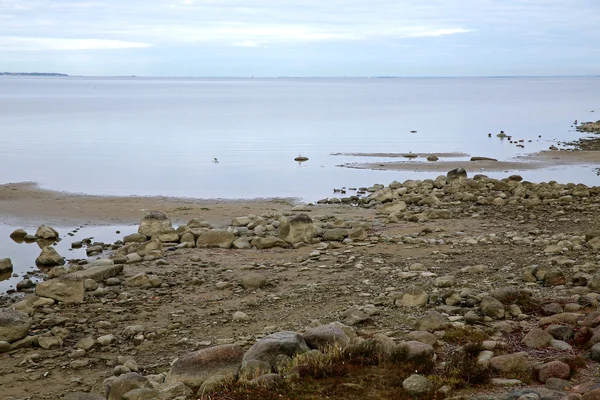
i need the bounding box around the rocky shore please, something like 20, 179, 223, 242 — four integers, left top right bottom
3, 169, 600, 399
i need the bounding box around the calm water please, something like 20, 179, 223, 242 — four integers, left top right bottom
0, 76, 599, 200
1, 77, 600, 292
0, 224, 137, 292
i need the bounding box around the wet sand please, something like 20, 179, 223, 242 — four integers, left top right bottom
339, 150, 600, 172
331, 152, 469, 158
0, 182, 298, 226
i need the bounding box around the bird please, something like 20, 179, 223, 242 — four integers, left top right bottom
213, 158, 219, 163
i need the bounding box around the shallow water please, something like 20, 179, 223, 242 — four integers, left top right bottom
0, 76, 599, 200
0, 224, 136, 292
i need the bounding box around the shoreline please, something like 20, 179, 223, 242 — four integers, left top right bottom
338, 149, 600, 172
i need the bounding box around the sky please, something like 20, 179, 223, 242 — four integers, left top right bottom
0, 0, 599, 77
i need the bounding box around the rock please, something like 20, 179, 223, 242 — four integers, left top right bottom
197, 374, 229, 396
583, 389, 600, 400
0, 340, 12, 353
413, 311, 447, 331
376, 201, 407, 215
407, 331, 438, 346
249, 373, 282, 388
138, 211, 172, 238
397, 341, 435, 362
232, 311, 250, 322
159, 382, 193, 398
279, 214, 317, 244
124, 233, 148, 243
240, 274, 268, 290
97, 334, 117, 346
427, 155, 439, 162
242, 331, 309, 367
69, 263, 123, 282
480, 296, 505, 319
124, 273, 157, 288
239, 359, 272, 379
537, 361, 570, 383
588, 237, 600, 251
64, 393, 106, 400
76, 337, 95, 351
321, 229, 348, 242
490, 352, 531, 374
544, 269, 566, 287
35, 246, 65, 267
16, 278, 35, 290
303, 323, 351, 349
395, 286, 429, 308
251, 237, 289, 249
471, 157, 498, 161
35, 224, 59, 240
446, 168, 467, 183
522, 329, 553, 348
434, 275, 456, 288
402, 374, 433, 395
348, 227, 367, 241
36, 276, 85, 304
0, 258, 13, 273
9, 229, 28, 241
38, 335, 63, 349
135, 239, 164, 257
108, 373, 153, 400
196, 230, 235, 249
153, 229, 179, 243
122, 388, 158, 400
590, 343, 600, 361
0, 308, 32, 343
167, 344, 244, 388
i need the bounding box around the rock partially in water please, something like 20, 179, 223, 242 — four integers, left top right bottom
35, 246, 65, 267
138, 211, 172, 238
0, 258, 13, 273
35, 225, 59, 240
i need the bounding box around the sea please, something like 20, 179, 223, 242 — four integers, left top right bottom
1, 76, 599, 291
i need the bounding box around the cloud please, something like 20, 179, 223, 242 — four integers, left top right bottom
0, 36, 152, 51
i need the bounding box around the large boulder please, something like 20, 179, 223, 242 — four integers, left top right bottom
35, 225, 59, 240
480, 296, 505, 319
303, 323, 351, 349
376, 201, 407, 215
135, 239, 164, 257
36, 276, 85, 304
108, 373, 153, 400
138, 211, 172, 238
0, 308, 32, 343
35, 246, 65, 267
279, 214, 316, 245
242, 331, 309, 367
167, 344, 244, 389
0, 258, 13, 273
196, 230, 235, 249
489, 352, 531, 374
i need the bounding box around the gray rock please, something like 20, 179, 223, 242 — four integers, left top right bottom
521, 329, 553, 348
122, 388, 158, 400
159, 382, 193, 398
0, 308, 33, 343
138, 211, 172, 238
446, 168, 467, 183
64, 393, 106, 400
397, 341, 435, 362
242, 331, 309, 367
537, 360, 570, 383
321, 229, 348, 242
240, 274, 268, 290
490, 352, 531, 374
9, 229, 28, 241
35, 225, 59, 240
239, 359, 271, 379
35, 246, 65, 267
0, 340, 12, 353
279, 214, 316, 244
108, 373, 153, 400
38, 336, 63, 349
413, 311, 447, 331
589, 343, 600, 361
0, 258, 13, 273
303, 323, 351, 349
196, 230, 235, 249
395, 286, 429, 308
197, 374, 229, 396
36, 276, 85, 304
481, 296, 505, 319
251, 237, 289, 249
124, 233, 148, 243
16, 278, 34, 290
167, 344, 244, 389
402, 374, 433, 395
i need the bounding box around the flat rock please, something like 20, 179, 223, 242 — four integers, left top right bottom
196, 230, 235, 249
108, 373, 153, 400
242, 331, 309, 367
68, 264, 123, 282
36, 276, 85, 304
303, 323, 351, 349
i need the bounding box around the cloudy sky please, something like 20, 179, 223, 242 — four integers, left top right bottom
1, 0, 599, 76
